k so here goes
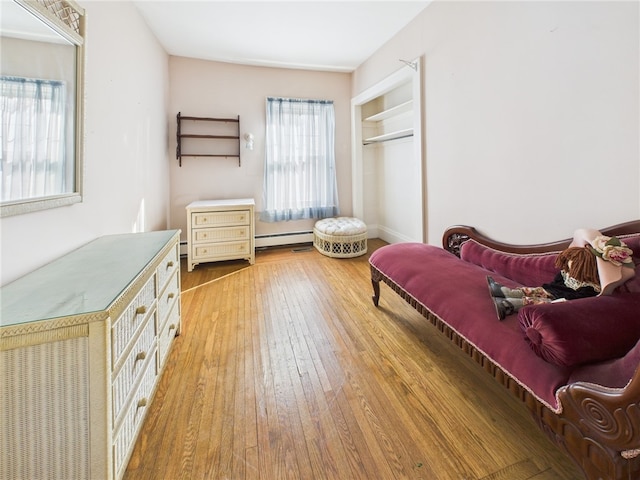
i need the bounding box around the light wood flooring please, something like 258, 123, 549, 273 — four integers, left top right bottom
124, 240, 583, 480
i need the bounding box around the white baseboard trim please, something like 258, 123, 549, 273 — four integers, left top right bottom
377, 225, 418, 244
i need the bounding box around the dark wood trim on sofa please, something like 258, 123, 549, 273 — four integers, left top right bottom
372, 220, 640, 480
442, 221, 640, 257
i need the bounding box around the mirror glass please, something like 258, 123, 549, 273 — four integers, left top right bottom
0, 0, 84, 217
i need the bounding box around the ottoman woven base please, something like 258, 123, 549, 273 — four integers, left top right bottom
313, 217, 368, 258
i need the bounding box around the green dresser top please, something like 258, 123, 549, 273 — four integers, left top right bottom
1, 230, 180, 327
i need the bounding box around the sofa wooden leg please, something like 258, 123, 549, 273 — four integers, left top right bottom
371, 279, 380, 307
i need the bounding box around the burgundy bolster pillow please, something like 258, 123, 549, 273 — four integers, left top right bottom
459, 239, 558, 287
519, 293, 640, 367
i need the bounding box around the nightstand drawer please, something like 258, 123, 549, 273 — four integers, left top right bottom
193, 225, 250, 243
192, 241, 250, 260
192, 209, 250, 228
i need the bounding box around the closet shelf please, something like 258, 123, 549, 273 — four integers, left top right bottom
363, 128, 413, 145
363, 100, 413, 122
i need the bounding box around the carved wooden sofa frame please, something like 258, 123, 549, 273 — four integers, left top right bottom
370, 220, 640, 480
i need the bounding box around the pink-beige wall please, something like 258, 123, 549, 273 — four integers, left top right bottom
1, 1, 170, 285
3, 0, 638, 285
354, 0, 640, 245
168, 57, 352, 243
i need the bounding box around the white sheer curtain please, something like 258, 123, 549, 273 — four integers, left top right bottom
260, 97, 339, 222
1, 76, 67, 202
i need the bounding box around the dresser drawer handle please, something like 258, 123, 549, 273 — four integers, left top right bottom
137, 398, 148, 409
166, 261, 174, 268
167, 292, 175, 300
135, 351, 147, 362
169, 324, 177, 331
135, 306, 147, 315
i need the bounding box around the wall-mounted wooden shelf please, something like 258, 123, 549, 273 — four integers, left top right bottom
176, 112, 240, 167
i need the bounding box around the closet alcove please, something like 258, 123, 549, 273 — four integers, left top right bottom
351, 57, 425, 244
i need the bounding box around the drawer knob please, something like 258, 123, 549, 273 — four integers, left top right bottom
135, 306, 147, 315
137, 398, 148, 409
136, 351, 147, 362
168, 292, 175, 300
166, 261, 174, 268
169, 323, 177, 331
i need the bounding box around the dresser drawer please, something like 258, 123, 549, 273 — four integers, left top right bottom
158, 271, 179, 327
158, 303, 179, 368
112, 312, 156, 423
193, 225, 250, 244
192, 241, 251, 260
192, 209, 250, 228
113, 347, 158, 479
111, 274, 156, 366
156, 244, 179, 292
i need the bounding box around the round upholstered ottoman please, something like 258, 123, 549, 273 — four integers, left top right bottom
313, 217, 368, 258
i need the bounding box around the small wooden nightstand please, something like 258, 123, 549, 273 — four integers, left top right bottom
186, 198, 255, 272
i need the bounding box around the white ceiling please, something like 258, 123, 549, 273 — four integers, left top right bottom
133, 1, 431, 72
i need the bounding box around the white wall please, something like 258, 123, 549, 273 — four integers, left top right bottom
168, 57, 352, 244
375, 138, 422, 241
0, 1, 170, 285
354, 1, 640, 245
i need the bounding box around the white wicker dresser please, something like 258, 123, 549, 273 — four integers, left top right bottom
0, 230, 181, 480
186, 198, 255, 272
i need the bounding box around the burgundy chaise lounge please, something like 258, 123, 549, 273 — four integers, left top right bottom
369, 220, 640, 480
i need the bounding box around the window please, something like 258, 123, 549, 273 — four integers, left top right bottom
260, 97, 339, 222
1, 76, 71, 203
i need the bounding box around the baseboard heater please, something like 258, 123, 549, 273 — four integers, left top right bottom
255, 230, 314, 248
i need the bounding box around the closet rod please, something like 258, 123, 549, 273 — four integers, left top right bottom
363, 132, 414, 146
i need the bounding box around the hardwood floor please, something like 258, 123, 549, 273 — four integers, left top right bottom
124, 240, 583, 480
